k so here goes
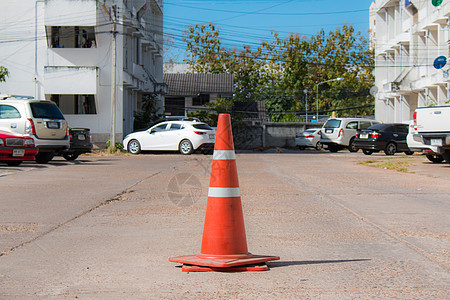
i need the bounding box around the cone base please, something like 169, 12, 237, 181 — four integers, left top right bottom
181, 263, 269, 272
169, 254, 280, 268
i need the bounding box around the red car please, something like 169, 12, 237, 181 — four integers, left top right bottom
0, 131, 38, 166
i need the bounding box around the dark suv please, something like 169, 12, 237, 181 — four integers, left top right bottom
57, 128, 92, 161
354, 123, 414, 155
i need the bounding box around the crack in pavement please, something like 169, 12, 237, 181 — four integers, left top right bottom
327, 195, 450, 272
0, 171, 162, 258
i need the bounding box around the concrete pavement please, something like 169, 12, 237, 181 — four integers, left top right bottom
0, 152, 448, 298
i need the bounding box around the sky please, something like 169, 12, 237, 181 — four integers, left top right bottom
163, 0, 375, 62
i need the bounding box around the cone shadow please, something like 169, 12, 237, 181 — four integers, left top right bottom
268, 258, 371, 268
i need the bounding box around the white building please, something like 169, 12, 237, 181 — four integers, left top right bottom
0, 0, 165, 145
372, 0, 449, 123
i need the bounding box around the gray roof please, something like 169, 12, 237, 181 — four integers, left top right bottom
163, 73, 234, 96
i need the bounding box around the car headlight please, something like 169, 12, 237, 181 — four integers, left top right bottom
0, 138, 4, 146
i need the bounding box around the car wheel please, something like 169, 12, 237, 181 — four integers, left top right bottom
63, 153, 80, 161
404, 151, 414, 155
384, 142, 397, 155
128, 139, 141, 154
348, 138, 358, 152
315, 142, 322, 151
363, 149, 373, 155
35, 152, 55, 164
6, 161, 22, 166
298, 146, 306, 150
179, 139, 193, 155
426, 154, 444, 163
443, 150, 450, 164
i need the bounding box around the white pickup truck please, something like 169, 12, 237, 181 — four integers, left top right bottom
413, 106, 450, 163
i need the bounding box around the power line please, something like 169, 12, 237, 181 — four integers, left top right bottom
164, 3, 368, 16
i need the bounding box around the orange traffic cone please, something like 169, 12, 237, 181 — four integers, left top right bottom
169, 114, 279, 272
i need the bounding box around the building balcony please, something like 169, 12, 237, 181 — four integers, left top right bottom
376, 0, 398, 11
410, 70, 448, 91
123, 64, 166, 94
44, 66, 97, 94
414, 2, 448, 31
47, 48, 99, 67
45, 0, 97, 26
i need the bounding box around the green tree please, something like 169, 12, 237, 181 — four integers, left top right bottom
133, 94, 163, 130
183, 23, 269, 102
305, 25, 374, 116
183, 23, 374, 120
0, 66, 9, 83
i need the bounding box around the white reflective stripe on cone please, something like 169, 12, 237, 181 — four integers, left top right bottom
212, 150, 236, 160
208, 187, 241, 198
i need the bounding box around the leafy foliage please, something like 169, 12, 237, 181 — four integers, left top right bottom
183, 23, 374, 120
0, 66, 9, 83
188, 97, 245, 127
133, 94, 163, 130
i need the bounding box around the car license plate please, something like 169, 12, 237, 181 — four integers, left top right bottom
431, 139, 442, 146
12, 149, 25, 157
47, 121, 60, 129
325, 129, 333, 133
322, 144, 328, 148
360, 133, 369, 139
77, 134, 85, 141
209, 134, 215, 139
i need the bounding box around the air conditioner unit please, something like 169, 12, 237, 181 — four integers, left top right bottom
383, 82, 400, 92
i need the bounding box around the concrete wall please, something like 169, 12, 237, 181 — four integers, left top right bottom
233, 122, 324, 150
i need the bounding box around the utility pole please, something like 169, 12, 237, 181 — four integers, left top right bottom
110, 4, 117, 150
303, 89, 308, 122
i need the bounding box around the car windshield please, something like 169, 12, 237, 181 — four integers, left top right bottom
192, 124, 213, 130
324, 119, 341, 128
304, 129, 316, 134
30, 103, 65, 119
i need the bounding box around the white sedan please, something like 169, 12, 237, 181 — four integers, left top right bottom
123, 120, 215, 155
295, 128, 322, 150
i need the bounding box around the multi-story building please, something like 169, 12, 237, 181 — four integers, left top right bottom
0, 0, 165, 145
372, 0, 449, 123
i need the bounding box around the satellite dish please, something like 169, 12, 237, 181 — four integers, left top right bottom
433, 56, 447, 69
369, 86, 378, 96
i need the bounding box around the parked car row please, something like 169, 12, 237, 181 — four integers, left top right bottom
0, 95, 92, 166
296, 117, 445, 162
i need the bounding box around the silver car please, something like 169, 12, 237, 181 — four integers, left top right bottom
295, 128, 322, 150
0, 95, 69, 163
320, 118, 379, 152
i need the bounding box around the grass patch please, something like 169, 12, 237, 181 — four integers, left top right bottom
358, 158, 413, 172
85, 149, 129, 156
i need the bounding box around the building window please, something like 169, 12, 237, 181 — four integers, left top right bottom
192, 94, 210, 106
47, 26, 96, 48
50, 94, 96, 115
